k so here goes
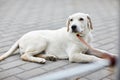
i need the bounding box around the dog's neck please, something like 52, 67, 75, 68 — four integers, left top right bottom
67, 32, 87, 44
76, 34, 92, 49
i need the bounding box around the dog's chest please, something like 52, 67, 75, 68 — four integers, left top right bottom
68, 41, 88, 54
77, 42, 88, 53
45, 39, 88, 57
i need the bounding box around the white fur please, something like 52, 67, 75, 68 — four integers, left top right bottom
0, 13, 101, 63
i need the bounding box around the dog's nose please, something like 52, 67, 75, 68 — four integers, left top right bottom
71, 25, 77, 30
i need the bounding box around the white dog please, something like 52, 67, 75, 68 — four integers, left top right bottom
0, 13, 104, 64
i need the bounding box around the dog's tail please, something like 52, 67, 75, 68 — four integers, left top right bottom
0, 41, 19, 61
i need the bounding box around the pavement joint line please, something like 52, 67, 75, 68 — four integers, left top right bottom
18, 63, 43, 71
0, 18, 65, 26
15, 75, 23, 80
97, 40, 115, 45
0, 58, 20, 65
100, 72, 114, 80
3, 61, 67, 75
93, 36, 115, 42
0, 75, 22, 80
0, 68, 24, 80
0, 66, 45, 80
0, 15, 117, 27
0, 62, 27, 70
0, 22, 64, 33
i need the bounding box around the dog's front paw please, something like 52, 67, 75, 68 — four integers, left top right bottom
45, 55, 58, 61
39, 59, 46, 64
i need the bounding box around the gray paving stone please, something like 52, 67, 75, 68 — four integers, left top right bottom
0, 59, 26, 69
0, 59, 7, 65
67, 76, 85, 80
0, 41, 14, 48
19, 63, 42, 70
0, 36, 16, 43
0, 68, 23, 79
92, 43, 102, 48
0, 55, 19, 65
62, 63, 80, 69
76, 78, 89, 80
2, 76, 21, 80
102, 78, 111, 80
107, 74, 116, 80
16, 67, 46, 79
41, 61, 68, 71
4, 55, 20, 62
99, 43, 115, 51
108, 48, 118, 54
0, 46, 11, 53
0, 68, 2, 71
97, 38, 115, 45
93, 34, 113, 43
86, 69, 111, 80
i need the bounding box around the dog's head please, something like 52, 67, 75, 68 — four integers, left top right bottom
66, 13, 93, 36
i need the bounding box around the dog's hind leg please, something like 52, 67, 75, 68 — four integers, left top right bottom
34, 54, 58, 61
21, 52, 46, 64
20, 37, 48, 63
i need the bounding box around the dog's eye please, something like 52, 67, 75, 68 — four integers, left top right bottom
79, 18, 84, 21
70, 19, 73, 21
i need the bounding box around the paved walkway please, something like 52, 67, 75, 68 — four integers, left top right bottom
0, 0, 119, 80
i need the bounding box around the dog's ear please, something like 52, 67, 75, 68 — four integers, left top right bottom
87, 15, 93, 30
66, 18, 70, 32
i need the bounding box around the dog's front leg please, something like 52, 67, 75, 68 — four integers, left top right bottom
77, 35, 117, 66
68, 53, 102, 63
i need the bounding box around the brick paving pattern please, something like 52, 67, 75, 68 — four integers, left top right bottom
0, 0, 119, 80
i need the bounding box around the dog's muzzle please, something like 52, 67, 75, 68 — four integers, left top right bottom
71, 25, 78, 33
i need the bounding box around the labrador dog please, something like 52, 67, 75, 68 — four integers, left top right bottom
0, 13, 115, 64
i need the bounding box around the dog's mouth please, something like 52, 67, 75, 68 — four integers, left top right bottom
72, 29, 78, 33
76, 34, 82, 37
76, 32, 85, 37
72, 30, 84, 37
